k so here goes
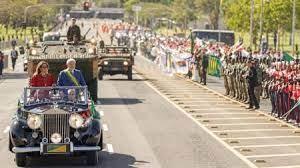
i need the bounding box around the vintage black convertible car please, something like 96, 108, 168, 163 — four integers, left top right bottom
9, 86, 103, 167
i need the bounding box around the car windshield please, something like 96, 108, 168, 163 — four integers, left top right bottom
43, 35, 60, 42
105, 47, 129, 55
23, 86, 88, 106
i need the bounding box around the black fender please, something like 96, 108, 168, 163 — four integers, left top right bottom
9, 119, 29, 147
78, 119, 102, 146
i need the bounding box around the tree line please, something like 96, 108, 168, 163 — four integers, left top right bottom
122, 0, 300, 36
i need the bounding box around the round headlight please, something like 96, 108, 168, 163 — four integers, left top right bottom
88, 48, 94, 54
50, 133, 62, 144
69, 114, 84, 129
31, 49, 37, 55
123, 61, 128, 66
90, 38, 96, 44
104, 61, 108, 65
27, 114, 42, 130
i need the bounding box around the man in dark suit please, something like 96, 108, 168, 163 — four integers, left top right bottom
201, 49, 209, 85
246, 60, 260, 110
57, 58, 86, 86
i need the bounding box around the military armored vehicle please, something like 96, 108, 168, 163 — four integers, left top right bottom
98, 46, 134, 80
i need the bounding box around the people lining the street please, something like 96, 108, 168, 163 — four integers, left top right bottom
138, 28, 300, 124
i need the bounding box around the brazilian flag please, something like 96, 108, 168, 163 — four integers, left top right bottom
283, 52, 294, 62
208, 55, 221, 77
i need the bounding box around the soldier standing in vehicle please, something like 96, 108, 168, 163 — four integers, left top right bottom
67, 18, 81, 42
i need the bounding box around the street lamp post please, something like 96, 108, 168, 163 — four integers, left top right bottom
23, 3, 76, 42
292, 0, 296, 57
259, 0, 264, 46
24, 3, 76, 24
132, 5, 141, 26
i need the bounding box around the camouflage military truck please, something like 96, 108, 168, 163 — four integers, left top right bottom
26, 38, 99, 101
98, 46, 134, 80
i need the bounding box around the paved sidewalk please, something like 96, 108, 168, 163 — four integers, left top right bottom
197, 75, 272, 113
138, 52, 273, 115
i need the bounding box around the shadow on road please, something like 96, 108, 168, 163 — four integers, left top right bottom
106, 78, 149, 82
98, 98, 144, 105
2, 72, 27, 80
26, 152, 144, 168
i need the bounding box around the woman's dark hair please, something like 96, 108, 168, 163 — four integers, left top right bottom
34, 61, 49, 76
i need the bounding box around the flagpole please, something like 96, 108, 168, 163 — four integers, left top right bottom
218, 0, 223, 42
292, 0, 296, 57
250, 0, 254, 49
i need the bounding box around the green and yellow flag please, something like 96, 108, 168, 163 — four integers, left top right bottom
208, 55, 221, 77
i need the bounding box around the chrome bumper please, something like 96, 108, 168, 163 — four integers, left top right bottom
12, 143, 101, 153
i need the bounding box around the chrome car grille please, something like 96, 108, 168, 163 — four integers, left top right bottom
42, 113, 70, 142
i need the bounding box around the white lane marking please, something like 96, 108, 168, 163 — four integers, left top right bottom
232, 143, 300, 148
3, 126, 10, 133
204, 123, 278, 126
174, 97, 227, 99
261, 165, 300, 168
222, 136, 300, 140
99, 111, 104, 117
106, 143, 114, 153
102, 124, 108, 131
136, 73, 258, 168
192, 112, 256, 115
213, 129, 294, 133
158, 89, 206, 91
189, 108, 243, 110
165, 93, 216, 95
199, 117, 267, 120
246, 152, 300, 158
180, 100, 232, 103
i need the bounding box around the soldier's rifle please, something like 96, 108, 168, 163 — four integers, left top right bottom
83, 28, 91, 40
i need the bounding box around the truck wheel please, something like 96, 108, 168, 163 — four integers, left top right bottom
98, 69, 103, 80
15, 153, 27, 167
86, 151, 99, 166
128, 66, 132, 80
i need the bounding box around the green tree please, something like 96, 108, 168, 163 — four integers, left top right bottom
194, 0, 221, 29
171, 0, 196, 29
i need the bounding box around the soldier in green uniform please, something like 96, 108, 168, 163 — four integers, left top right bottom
67, 18, 81, 42
255, 59, 263, 104
241, 58, 249, 102
228, 58, 236, 98
235, 57, 242, 100
223, 57, 230, 95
